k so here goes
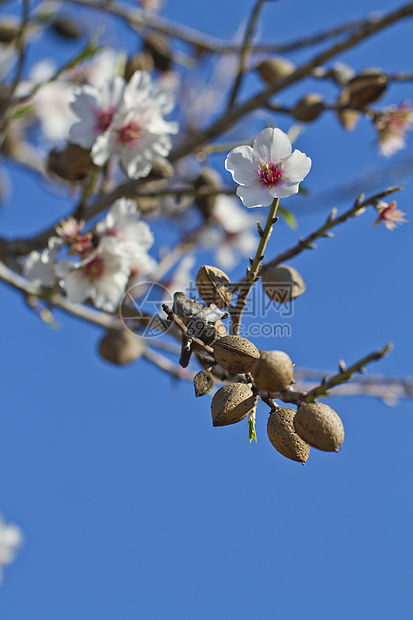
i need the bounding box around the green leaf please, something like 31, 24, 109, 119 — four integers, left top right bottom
248, 410, 257, 444
278, 205, 297, 230
8, 103, 34, 120
64, 35, 103, 71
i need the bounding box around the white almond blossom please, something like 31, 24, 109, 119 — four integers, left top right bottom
69, 76, 125, 149
23, 236, 63, 286
96, 197, 154, 256
225, 127, 311, 207
56, 237, 132, 312
0, 514, 23, 583
97, 197, 157, 283
69, 71, 178, 179
16, 60, 77, 142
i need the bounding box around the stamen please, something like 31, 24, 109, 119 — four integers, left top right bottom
257, 160, 283, 187
83, 256, 105, 281
117, 121, 143, 147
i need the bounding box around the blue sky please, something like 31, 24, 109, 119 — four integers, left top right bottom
0, 1, 412, 618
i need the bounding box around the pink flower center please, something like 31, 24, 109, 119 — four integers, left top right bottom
257, 160, 283, 187
83, 256, 105, 281
117, 121, 143, 147
94, 107, 115, 133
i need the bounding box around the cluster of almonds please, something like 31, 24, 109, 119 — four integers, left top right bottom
256, 56, 389, 130
208, 333, 344, 463
193, 265, 345, 464
95, 263, 345, 463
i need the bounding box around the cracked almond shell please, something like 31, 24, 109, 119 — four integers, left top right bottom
211, 383, 255, 427
196, 265, 233, 309
252, 350, 294, 392
267, 408, 310, 463
294, 402, 345, 452
212, 335, 259, 374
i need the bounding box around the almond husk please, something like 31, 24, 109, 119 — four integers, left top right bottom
98, 329, 145, 365
252, 350, 294, 393
213, 335, 259, 374
267, 408, 310, 463
211, 383, 255, 427
294, 402, 345, 452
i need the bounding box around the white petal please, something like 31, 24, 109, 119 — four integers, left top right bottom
91, 132, 115, 166
69, 122, 99, 149
64, 270, 90, 304
236, 183, 273, 208
281, 150, 312, 183
225, 146, 258, 185
99, 76, 125, 109
70, 87, 97, 120
121, 151, 152, 179
253, 128, 292, 163
269, 181, 300, 199
92, 271, 129, 310
123, 71, 151, 108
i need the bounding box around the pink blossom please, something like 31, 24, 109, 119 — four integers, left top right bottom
375, 101, 413, 157
375, 201, 408, 230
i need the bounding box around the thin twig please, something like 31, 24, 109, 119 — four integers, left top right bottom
4, 4, 410, 259
0, 0, 30, 144
0, 259, 120, 329
66, 0, 372, 55
169, 3, 413, 163
263, 185, 403, 268
304, 344, 393, 402
162, 304, 214, 355
143, 347, 195, 380
230, 198, 279, 335
227, 0, 266, 109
